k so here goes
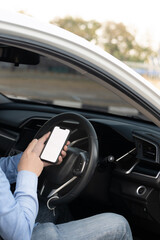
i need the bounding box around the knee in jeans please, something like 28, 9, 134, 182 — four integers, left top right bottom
32, 222, 59, 240
113, 214, 132, 239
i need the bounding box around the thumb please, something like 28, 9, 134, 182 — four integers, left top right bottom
39, 132, 51, 143
26, 139, 38, 153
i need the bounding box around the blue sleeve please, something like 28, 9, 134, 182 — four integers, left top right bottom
0, 153, 22, 183
0, 169, 38, 240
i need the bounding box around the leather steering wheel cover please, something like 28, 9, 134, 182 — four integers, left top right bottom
35, 112, 98, 204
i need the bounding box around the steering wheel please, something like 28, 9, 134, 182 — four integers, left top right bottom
35, 112, 98, 208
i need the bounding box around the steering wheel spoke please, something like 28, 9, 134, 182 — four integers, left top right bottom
47, 176, 78, 199
72, 151, 88, 176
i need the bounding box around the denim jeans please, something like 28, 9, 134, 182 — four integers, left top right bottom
31, 213, 133, 240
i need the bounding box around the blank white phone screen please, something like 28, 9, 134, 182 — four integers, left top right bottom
41, 126, 70, 163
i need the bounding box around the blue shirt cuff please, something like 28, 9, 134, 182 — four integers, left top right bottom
16, 170, 38, 192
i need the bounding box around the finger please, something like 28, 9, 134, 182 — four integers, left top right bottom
26, 139, 38, 152
39, 132, 51, 143
63, 141, 70, 151
57, 155, 63, 165
66, 141, 70, 146
61, 150, 66, 158
63, 145, 68, 151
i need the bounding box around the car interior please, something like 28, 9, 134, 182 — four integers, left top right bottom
0, 43, 160, 240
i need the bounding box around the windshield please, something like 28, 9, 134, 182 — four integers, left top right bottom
0, 53, 141, 118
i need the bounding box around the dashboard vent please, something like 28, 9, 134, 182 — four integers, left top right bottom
142, 141, 157, 161
20, 118, 48, 131
133, 132, 159, 163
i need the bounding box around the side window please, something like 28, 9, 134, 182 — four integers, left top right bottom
0, 52, 138, 117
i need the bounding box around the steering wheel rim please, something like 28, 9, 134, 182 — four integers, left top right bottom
35, 112, 98, 206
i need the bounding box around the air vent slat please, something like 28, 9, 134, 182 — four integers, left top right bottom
143, 141, 156, 161
20, 118, 48, 131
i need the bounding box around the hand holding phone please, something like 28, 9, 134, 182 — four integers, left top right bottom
40, 126, 70, 164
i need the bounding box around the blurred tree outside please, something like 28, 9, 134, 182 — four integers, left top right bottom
18, 10, 160, 88
50, 16, 160, 89
102, 21, 154, 62
50, 16, 101, 44
50, 17, 156, 63
18, 11, 157, 64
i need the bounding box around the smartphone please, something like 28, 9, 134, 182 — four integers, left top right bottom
40, 126, 70, 164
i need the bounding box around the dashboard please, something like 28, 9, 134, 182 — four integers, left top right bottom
0, 107, 160, 234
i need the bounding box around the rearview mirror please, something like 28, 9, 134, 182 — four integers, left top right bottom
0, 46, 40, 66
